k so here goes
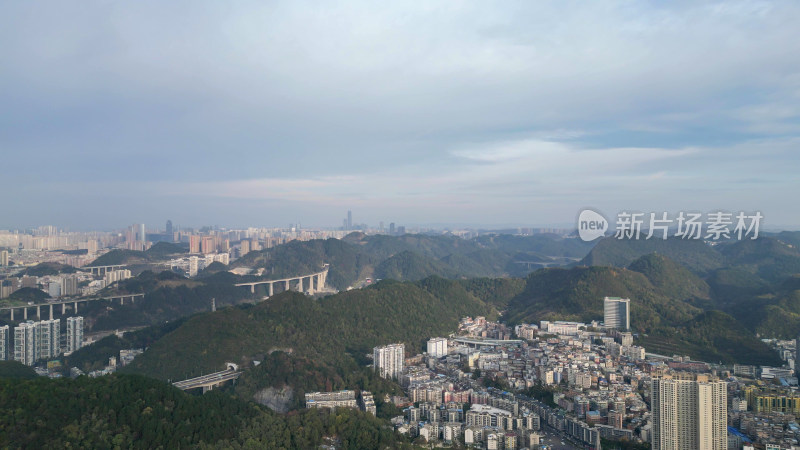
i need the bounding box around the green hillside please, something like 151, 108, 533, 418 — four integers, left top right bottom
579, 237, 724, 275
627, 253, 711, 301
0, 361, 37, 379
726, 277, 800, 338
18, 261, 77, 276
0, 374, 410, 449
707, 268, 772, 305
123, 277, 496, 381
233, 238, 371, 290
233, 233, 595, 290
374, 250, 457, 281
719, 236, 800, 284
75, 271, 253, 333
459, 277, 527, 309
144, 241, 188, 258
90, 249, 149, 266
504, 261, 780, 365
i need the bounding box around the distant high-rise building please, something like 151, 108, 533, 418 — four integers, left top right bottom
373, 343, 404, 379
36, 319, 60, 360
61, 275, 78, 297
104, 269, 132, 285
604, 296, 630, 330
188, 256, 199, 277
347, 210, 352, 230
0, 250, 8, 266
14, 321, 36, 366
48, 281, 62, 298
651, 373, 727, 450
796, 335, 800, 377
189, 235, 201, 253
166, 220, 173, 237
389, 223, 396, 235
66, 316, 84, 354
240, 239, 251, 257
139, 223, 146, 244
0, 325, 9, 361
201, 236, 215, 254
427, 337, 448, 358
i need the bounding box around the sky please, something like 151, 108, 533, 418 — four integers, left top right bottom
2, 1, 800, 230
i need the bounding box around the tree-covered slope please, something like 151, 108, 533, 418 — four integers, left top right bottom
76, 271, 254, 333
627, 253, 711, 301
232, 238, 371, 290
123, 277, 496, 381
719, 236, 800, 284
579, 237, 724, 275
0, 374, 412, 449
504, 263, 779, 365
374, 250, 457, 281
18, 261, 78, 276
233, 233, 596, 290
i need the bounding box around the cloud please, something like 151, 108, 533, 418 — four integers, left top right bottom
1, 1, 799, 228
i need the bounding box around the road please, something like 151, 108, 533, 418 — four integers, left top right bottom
538, 427, 581, 449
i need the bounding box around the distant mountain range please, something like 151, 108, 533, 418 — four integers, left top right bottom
231, 232, 593, 289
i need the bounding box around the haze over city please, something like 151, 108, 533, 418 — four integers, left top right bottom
3, 1, 800, 229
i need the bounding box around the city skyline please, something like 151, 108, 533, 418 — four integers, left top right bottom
3, 1, 800, 229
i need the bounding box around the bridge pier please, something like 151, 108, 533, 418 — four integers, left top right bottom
285, 280, 289, 291
74, 301, 78, 313
298, 277, 303, 292
49, 304, 53, 320
36, 305, 40, 319
250, 285, 255, 294
24, 307, 27, 320
268, 282, 274, 296
10, 308, 13, 321
62, 303, 66, 314
307, 276, 314, 294
120, 297, 124, 305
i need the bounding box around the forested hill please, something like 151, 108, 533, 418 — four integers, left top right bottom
231, 233, 593, 289
0, 374, 410, 449
580, 233, 800, 284
504, 254, 782, 366
58, 270, 254, 334
123, 276, 498, 381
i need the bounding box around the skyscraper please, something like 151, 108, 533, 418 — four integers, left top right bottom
0, 250, 8, 266
604, 296, 630, 330
36, 319, 61, 360
373, 343, 404, 379
651, 373, 727, 450
347, 210, 352, 230
166, 220, 173, 237
61, 275, 78, 297
796, 334, 800, 377
189, 235, 201, 253
14, 321, 36, 366
427, 337, 448, 358
66, 316, 84, 354
139, 223, 146, 245
0, 325, 9, 361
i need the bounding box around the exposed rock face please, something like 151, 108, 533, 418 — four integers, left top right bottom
253, 385, 293, 413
